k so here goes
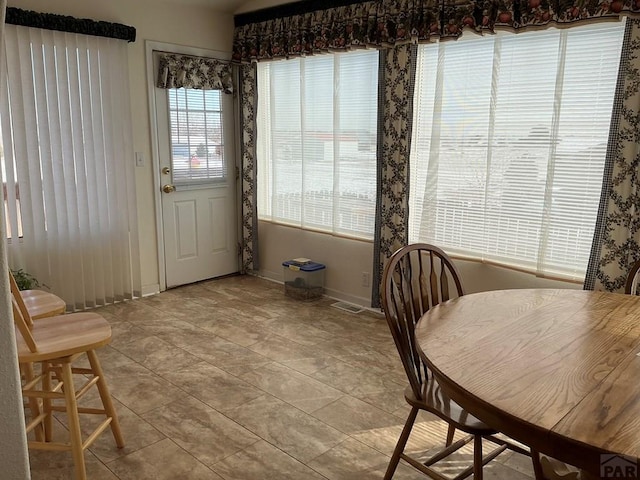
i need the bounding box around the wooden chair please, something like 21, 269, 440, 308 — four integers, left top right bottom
11, 287, 124, 480
625, 258, 640, 295
9, 269, 66, 319
381, 243, 528, 480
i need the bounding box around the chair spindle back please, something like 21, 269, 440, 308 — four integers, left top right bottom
625, 259, 640, 295
382, 244, 464, 401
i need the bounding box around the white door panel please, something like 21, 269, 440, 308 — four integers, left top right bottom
173, 200, 197, 259
208, 192, 229, 252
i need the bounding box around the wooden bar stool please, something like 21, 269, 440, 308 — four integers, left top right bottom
9, 270, 66, 319
12, 294, 124, 480
9, 269, 68, 442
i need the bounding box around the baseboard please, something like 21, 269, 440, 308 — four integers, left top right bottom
141, 283, 160, 297
323, 287, 372, 309
258, 268, 283, 284
255, 269, 374, 309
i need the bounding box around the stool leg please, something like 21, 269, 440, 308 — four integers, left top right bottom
61, 361, 86, 480
22, 362, 44, 442
87, 350, 124, 448
42, 362, 53, 442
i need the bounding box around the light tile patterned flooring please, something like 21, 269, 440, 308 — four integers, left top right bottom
28, 275, 536, 479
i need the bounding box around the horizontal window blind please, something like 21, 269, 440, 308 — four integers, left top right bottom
409, 21, 625, 280
257, 50, 379, 239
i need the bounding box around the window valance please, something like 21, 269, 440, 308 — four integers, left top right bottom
156, 52, 233, 94
232, 0, 638, 63
5, 7, 136, 42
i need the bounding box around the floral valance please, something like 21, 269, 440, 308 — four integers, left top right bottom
156, 53, 233, 94
232, 0, 639, 62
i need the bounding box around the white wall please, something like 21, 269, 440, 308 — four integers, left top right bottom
0, 285, 30, 480
259, 222, 375, 305
235, 0, 288, 13
0, 266, 29, 473
259, 221, 580, 307
8, 0, 235, 296
455, 259, 581, 294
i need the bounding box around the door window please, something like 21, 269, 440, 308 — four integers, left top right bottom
167, 88, 225, 185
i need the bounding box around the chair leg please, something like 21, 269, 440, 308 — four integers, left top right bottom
384, 407, 419, 480
531, 450, 545, 480
473, 435, 483, 480
446, 424, 455, 447
61, 361, 86, 480
86, 350, 124, 448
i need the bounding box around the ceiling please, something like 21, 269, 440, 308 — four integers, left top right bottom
159, 0, 298, 14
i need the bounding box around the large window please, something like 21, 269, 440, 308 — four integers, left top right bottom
409, 22, 625, 281
257, 50, 379, 239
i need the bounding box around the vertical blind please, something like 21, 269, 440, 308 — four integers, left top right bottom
257, 50, 379, 239
409, 21, 625, 280
0, 24, 141, 309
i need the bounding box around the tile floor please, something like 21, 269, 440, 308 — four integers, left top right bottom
28, 274, 535, 479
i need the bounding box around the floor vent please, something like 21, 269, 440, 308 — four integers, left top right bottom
331, 301, 364, 314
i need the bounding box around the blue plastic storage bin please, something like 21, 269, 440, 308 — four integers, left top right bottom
282, 260, 326, 300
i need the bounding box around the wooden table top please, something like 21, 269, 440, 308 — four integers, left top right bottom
415, 288, 640, 475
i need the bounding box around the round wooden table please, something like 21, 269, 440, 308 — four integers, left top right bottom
415, 289, 640, 476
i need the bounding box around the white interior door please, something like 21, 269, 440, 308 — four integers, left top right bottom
153, 51, 238, 288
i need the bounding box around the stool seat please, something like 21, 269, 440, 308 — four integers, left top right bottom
15, 312, 111, 363
20, 289, 66, 319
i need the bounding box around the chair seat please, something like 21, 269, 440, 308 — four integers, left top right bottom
405, 383, 497, 435
20, 289, 66, 319
15, 312, 112, 363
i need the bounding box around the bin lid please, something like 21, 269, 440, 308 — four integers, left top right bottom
283, 260, 326, 272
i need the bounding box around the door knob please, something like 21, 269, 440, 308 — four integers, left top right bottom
162, 184, 176, 194
161, 167, 171, 175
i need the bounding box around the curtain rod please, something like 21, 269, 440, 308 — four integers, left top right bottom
234, 0, 365, 27
5, 7, 136, 42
